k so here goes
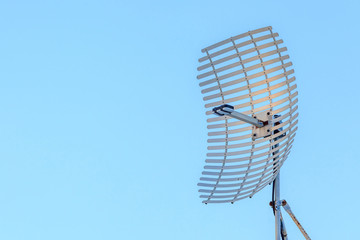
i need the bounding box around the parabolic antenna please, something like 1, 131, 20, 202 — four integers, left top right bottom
196, 26, 310, 240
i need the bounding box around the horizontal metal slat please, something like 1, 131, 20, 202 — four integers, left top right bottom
208, 126, 252, 137
206, 84, 297, 123
197, 46, 286, 79
201, 26, 272, 53
201, 152, 292, 182
203, 153, 288, 178
198, 41, 284, 71
207, 130, 295, 156
201, 62, 292, 94
199, 32, 277, 62
202, 149, 292, 182
205, 85, 298, 116
205, 76, 295, 108
199, 175, 274, 197
202, 194, 248, 204
199, 55, 290, 87
198, 160, 283, 188
272, 96, 298, 115
207, 98, 298, 130
199, 171, 274, 193
207, 123, 297, 150
207, 133, 252, 143
206, 121, 297, 157
205, 142, 291, 165
203, 69, 294, 101
202, 154, 289, 203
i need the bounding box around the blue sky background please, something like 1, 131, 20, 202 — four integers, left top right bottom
0, 0, 359, 239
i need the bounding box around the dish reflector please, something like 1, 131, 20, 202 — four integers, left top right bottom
197, 26, 298, 204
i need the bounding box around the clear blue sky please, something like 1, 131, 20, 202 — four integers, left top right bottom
0, 0, 359, 239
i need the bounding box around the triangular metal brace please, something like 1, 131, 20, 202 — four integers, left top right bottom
269, 198, 311, 240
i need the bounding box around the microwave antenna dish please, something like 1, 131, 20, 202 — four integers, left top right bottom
196, 26, 310, 240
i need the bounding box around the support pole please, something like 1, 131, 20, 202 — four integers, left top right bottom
274, 173, 281, 240
272, 114, 284, 240
280, 212, 288, 240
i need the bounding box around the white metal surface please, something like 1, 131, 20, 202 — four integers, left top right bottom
197, 26, 298, 204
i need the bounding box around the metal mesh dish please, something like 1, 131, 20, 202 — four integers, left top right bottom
197, 26, 298, 204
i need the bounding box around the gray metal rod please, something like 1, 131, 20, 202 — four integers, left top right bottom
274, 173, 281, 240
282, 201, 311, 240
280, 212, 288, 240
273, 123, 283, 240
221, 107, 264, 128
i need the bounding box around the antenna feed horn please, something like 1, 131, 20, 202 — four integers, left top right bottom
212, 104, 264, 128
212, 104, 234, 116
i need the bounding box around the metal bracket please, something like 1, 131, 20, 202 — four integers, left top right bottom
252, 111, 272, 140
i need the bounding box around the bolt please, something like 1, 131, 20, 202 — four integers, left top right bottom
253, 134, 257, 137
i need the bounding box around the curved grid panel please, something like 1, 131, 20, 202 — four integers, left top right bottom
197, 26, 298, 204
